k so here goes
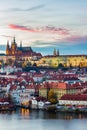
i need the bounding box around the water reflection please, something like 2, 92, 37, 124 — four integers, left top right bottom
15, 108, 87, 120
21, 108, 30, 117
0, 109, 87, 120
0, 109, 87, 130
42, 111, 87, 120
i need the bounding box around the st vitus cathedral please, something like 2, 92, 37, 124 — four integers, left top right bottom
6, 37, 42, 57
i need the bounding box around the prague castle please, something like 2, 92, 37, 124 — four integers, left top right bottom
0, 37, 87, 68
6, 37, 42, 57
37, 48, 87, 68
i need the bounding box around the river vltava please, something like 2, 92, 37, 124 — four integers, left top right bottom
0, 108, 87, 130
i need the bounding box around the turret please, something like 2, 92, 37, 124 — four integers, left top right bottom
13, 36, 16, 44
57, 49, 59, 56
53, 48, 57, 56
6, 40, 10, 55
20, 41, 22, 49
7, 40, 9, 48
11, 37, 17, 54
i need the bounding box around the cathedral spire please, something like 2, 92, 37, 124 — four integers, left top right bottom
6, 40, 10, 55
20, 40, 22, 48
13, 36, 16, 44
53, 48, 57, 56
57, 49, 59, 56
7, 40, 9, 48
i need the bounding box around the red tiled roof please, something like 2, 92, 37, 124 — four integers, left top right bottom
0, 98, 9, 102
60, 94, 87, 101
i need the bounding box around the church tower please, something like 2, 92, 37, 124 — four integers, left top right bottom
6, 40, 11, 55
20, 40, 22, 49
11, 37, 17, 55
53, 48, 57, 56
57, 49, 59, 56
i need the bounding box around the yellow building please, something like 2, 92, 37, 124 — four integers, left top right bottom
37, 55, 87, 68
39, 87, 48, 98
0, 54, 7, 64
67, 55, 86, 67
39, 82, 83, 100
39, 82, 67, 99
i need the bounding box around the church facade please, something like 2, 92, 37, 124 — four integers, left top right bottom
6, 37, 41, 57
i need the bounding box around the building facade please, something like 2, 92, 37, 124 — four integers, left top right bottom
6, 37, 33, 56
37, 55, 87, 68
5, 37, 42, 64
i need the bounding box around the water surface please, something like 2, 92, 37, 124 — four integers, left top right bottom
0, 109, 87, 130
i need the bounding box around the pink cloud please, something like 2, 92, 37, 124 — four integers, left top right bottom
8, 24, 70, 35
41, 26, 69, 35
65, 35, 87, 43
9, 24, 36, 32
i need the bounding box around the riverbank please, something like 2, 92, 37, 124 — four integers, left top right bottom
15, 103, 87, 113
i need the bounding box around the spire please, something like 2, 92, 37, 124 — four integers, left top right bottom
7, 40, 9, 45
11, 36, 16, 46
20, 40, 22, 48
53, 48, 57, 56
57, 49, 59, 56
13, 36, 16, 44
7, 40, 9, 48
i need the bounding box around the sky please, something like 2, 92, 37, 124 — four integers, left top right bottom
0, 0, 87, 55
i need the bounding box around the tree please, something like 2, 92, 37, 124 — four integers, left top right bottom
22, 61, 27, 68
33, 62, 37, 67
48, 89, 58, 104
27, 61, 32, 67
58, 63, 64, 68
8, 93, 13, 103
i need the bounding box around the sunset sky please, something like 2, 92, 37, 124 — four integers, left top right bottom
0, 0, 87, 55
